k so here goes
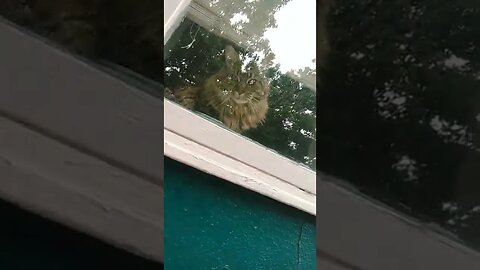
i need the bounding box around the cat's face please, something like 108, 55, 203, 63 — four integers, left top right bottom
211, 45, 269, 105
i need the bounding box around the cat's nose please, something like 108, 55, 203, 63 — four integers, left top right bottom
234, 92, 245, 98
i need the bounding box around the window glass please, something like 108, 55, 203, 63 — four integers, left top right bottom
319, 0, 480, 249
0, 0, 319, 171
0, 0, 165, 93
165, 0, 320, 170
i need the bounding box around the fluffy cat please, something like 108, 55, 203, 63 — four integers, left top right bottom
168, 45, 270, 132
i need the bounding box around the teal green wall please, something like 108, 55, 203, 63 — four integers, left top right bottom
165, 158, 316, 269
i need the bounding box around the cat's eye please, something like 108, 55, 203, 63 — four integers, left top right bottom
247, 79, 256, 85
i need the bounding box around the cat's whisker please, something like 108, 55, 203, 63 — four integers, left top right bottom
249, 103, 257, 114
220, 96, 230, 105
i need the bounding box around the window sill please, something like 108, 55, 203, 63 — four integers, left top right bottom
0, 116, 163, 262
164, 99, 316, 215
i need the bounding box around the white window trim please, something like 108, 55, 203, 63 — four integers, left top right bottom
164, 0, 316, 215
164, 0, 192, 44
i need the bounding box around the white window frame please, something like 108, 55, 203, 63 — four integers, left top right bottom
0, 17, 163, 262
166, 1, 480, 268
164, 0, 316, 215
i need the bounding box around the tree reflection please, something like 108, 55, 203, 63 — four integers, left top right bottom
165, 18, 317, 169
321, 0, 480, 249
192, 0, 322, 89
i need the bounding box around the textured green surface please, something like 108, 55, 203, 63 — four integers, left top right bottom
164, 158, 315, 269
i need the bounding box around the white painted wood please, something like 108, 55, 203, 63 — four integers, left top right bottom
0, 116, 163, 262
317, 175, 480, 270
0, 18, 163, 185
164, 0, 192, 44
164, 100, 315, 215
164, 100, 316, 194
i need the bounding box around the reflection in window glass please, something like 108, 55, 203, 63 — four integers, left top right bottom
0, 0, 165, 88
0, 0, 320, 170
165, 0, 323, 170
319, 0, 480, 250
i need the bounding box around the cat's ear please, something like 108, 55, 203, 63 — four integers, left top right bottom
224, 45, 240, 67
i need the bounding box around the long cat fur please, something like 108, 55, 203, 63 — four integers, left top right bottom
169, 45, 270, 132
